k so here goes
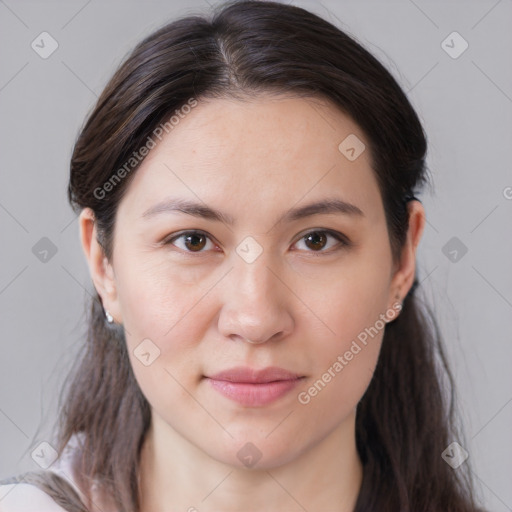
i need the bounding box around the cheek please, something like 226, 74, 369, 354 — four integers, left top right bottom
114, 248, 222, 342
112, 220, 240, 367
295, 280, 389, 427
121, 283, 208, 424
114, 254, 217, 405
293, 242, 392, 412
296, 248, 392, 354
303, 294, 386, 405
294, 331, 382, 447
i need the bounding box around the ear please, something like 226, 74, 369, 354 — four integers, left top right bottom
79, 208, 122, 323
389, 200, 425, 305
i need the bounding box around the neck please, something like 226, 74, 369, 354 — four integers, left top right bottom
138, 410, 363, 512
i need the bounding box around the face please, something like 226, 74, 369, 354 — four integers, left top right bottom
92, 95, 406, 469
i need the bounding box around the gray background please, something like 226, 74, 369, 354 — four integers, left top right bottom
0, 0, 511, 510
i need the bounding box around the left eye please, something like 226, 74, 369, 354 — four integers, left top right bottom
292, 230, 348, 253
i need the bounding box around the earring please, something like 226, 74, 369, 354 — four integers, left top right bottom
105, 310, 114, 323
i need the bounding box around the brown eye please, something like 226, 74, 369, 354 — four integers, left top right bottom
183, 233, 207, 251
293, 230, 349, 254
166, 231, 215, 253
304, 232, 327, 251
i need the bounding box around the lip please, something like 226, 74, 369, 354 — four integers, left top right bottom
205, 366, 305, 407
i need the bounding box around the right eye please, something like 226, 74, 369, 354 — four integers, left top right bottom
164, 230, 219, 253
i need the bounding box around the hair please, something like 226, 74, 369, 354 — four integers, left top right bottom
1, 1, 485, 511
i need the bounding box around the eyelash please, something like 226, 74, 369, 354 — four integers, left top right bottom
163, 229, 350, 256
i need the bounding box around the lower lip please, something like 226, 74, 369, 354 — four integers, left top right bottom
206, 377, 304, 407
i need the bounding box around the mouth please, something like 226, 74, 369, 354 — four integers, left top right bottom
204, 366, 306, 407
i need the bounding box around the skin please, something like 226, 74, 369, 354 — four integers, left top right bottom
79, 94, 425, 512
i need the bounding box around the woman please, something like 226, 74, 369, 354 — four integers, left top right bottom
0, 1, 486, 511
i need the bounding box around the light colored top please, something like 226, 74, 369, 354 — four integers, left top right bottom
0, 434, 110, 512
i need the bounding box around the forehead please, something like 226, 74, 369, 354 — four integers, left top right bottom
116, 94, 383, 227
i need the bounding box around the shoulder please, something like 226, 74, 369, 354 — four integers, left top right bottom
0, 482, 68, 512
0, 433, 115, 512
0, 433, 87, 512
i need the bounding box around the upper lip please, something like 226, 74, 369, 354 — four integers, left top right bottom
206, 366, 303, 383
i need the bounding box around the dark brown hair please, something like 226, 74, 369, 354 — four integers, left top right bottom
1, 1, 485, 510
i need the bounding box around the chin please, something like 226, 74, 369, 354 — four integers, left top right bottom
203, 430, 307, 471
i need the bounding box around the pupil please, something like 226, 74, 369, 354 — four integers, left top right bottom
185, 234, 206, 251
305, 232, 326, 251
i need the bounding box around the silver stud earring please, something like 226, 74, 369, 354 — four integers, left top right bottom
105, 310, 114, 323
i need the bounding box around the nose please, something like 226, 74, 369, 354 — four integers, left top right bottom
217, 253, 294, 345
241, 336, 266, 345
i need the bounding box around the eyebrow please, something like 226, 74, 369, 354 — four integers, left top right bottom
141, 197, 364, 226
